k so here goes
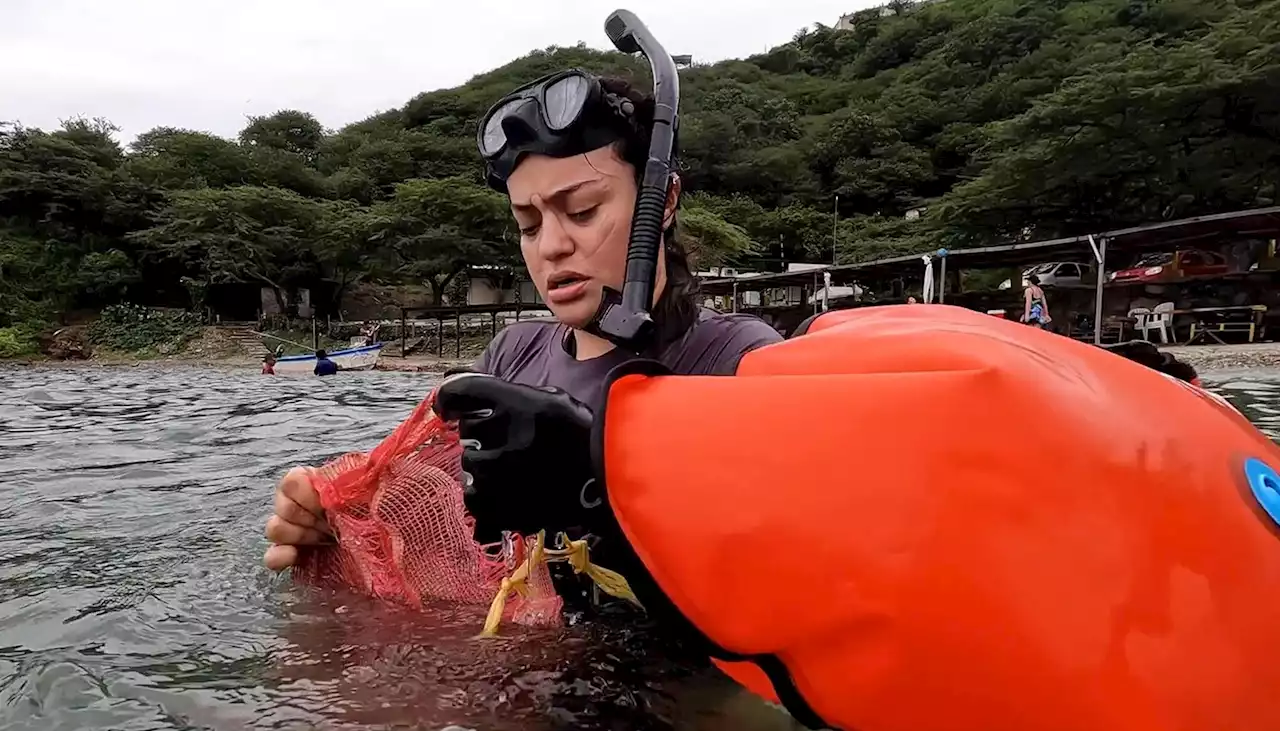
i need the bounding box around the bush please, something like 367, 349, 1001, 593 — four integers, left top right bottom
86, 304, 203, 355
0, 327, 40, 359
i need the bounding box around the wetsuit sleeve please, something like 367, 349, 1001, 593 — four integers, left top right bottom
703, 316, 784, 376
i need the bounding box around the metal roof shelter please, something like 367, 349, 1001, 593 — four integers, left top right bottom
697, 206, 1280, 343
1071, 206, 1280, 344
699, 254, 923, 297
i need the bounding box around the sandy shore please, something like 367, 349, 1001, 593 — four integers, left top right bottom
374, 355, 472, 374
1162, 342, 1280, 372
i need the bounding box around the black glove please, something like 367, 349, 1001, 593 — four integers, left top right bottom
432, 373, 599, 543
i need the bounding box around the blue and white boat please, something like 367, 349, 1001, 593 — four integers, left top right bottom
273, 344, 384, 375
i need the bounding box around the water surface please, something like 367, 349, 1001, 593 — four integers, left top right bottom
0, 365, 795, 731
1, 364, 1277, 730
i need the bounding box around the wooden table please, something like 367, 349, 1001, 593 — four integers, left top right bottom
1175, 305, 1268, 345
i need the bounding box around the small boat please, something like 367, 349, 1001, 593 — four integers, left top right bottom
273, 344, 384, 375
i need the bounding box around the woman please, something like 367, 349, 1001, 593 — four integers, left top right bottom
260, 70, 790, 729
1022, 274, 1051, 327
263, 73, 781, 572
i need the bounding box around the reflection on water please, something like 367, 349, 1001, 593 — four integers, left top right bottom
1205, 369, 1280, 440
0, 365, 798, 731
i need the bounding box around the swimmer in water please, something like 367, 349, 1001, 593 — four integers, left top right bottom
267, 55, 1209, 613
313, 350, 338, 377
262, 13, 1261, 729
264, 71, 780, 599
1102, 339, 1201, 386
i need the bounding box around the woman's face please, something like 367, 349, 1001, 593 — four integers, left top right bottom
506, 146, 673, 329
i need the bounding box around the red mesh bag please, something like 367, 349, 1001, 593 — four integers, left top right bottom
292, 392, 564, 630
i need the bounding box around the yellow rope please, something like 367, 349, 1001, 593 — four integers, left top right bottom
480, 530, 643, 637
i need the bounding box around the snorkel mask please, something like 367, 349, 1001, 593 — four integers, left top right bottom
476, 9, 680, 353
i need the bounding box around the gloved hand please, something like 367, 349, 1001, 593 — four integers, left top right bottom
432, 372, 599, 543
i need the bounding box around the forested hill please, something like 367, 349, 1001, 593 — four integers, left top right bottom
2, 0, 1278, 335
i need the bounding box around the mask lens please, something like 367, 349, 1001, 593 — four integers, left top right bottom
543, 74, 591, 131
481, 99, 523, 157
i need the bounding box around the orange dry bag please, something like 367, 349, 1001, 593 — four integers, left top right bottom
596, 304, 1280, 731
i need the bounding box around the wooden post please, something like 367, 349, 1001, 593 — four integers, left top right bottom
437, 317, 444, 358
455, 309, 462, 358
311, 318, 318, 351
400, 309, 407, 358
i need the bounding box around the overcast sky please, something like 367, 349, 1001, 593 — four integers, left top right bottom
2, 0, 875, 146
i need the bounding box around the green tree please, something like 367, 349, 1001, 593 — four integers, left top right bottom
129, 185, 348, 311
679, 200, 762, 268
4, 0, 1279, 338
239, 110, 326, 160
365, 177, 514, 304
127, 127, 253, 189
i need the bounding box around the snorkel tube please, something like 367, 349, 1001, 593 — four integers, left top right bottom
585, 9, 680, 353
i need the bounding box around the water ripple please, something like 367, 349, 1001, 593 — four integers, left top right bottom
0, 364, 794, 731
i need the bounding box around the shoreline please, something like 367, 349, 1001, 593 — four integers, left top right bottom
0, 353, 473, 375
6, 343, 1280, 375
1162, 343, 1280, 373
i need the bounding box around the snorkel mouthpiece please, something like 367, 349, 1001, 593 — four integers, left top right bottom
585, 9, 680, 353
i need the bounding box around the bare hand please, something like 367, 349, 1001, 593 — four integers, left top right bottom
263, 467, 333, 571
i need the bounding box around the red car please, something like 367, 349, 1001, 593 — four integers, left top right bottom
1109, 249, 1230, 283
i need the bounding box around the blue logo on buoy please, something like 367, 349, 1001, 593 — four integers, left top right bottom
1243, 458, 1280, 528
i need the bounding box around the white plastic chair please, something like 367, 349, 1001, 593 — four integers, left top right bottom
1127, 307, 1151, 342
1140, 302, 1174, 343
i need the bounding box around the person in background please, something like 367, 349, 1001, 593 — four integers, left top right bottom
313, 350, 339, 377
1022, 274, 1051, 327
262, 354, 276, 375
907, 296, 918, 304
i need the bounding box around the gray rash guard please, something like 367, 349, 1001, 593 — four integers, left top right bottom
472, 308, 783, 410
470, 308, 781, 614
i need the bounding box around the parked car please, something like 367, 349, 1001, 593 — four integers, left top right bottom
1017, 261, 1095, 288
1109, 249, 1230, 284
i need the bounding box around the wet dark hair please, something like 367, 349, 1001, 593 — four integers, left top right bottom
1102, 340, 1200, 385
1161, 358, 1199, 384
1026, 275, 1041, 286
315, 349, 328, 359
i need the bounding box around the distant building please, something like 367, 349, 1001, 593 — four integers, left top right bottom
835, 5, 897, 30
836, 1, 941, 29
459, 266, 542, 306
